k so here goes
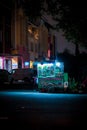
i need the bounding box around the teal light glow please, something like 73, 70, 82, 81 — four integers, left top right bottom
56, 62, 60, 67
25, 62, 29, 66
38, 63, 53, 67
0, 91, 86, 98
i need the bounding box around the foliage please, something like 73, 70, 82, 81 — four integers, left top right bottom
68, 77, 78, 91
46, 0, 87, 48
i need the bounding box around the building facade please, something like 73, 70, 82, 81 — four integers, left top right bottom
0, 1, 55, 71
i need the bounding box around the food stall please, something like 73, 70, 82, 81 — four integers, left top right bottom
37, 60, 65, 92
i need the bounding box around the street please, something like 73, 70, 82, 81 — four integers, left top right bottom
0, 89, 87, 129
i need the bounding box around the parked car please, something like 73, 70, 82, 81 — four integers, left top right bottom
0, 69, 11, 84
10, 68, 37, 85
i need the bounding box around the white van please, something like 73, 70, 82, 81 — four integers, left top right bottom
10, 68, 37, 84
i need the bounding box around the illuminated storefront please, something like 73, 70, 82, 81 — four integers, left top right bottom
24, 61, 29, 68
0, 55, 23, 72
12, 57, 18, 69
30, 60, 34, 68
0, 58, 3, 69
0, 56, 12, 71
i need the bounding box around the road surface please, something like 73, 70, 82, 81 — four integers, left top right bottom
0, 90, 87, 129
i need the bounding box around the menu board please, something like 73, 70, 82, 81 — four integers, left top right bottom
37, 63, 55, 78
37, 61, 64, 78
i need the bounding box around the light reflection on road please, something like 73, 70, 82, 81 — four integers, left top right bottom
0, 90, 87, 99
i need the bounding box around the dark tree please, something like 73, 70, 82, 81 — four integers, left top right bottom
46, 0, 87, 49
